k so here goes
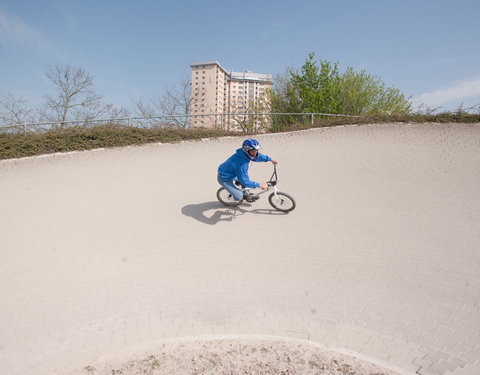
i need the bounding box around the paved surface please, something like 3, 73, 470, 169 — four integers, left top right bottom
1, 123, 479, 375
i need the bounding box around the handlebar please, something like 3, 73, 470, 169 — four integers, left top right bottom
268, 164, 278, 185
233, 165, 279, 189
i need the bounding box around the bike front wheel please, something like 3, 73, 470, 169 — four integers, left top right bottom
268, 191, 296, 212
217, 187, 243, 207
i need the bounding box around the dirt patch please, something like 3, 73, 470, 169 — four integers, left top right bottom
83, 338, 402, 375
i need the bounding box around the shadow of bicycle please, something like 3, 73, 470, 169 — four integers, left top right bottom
181, 201, 288, 225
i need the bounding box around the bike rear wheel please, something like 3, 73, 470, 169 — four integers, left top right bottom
217, 187, 243, 207
268, 192, 296, 212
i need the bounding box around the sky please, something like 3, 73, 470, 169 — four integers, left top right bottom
1, 0, 480, 115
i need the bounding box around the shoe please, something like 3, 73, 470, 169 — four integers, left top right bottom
243, 193, 259, 202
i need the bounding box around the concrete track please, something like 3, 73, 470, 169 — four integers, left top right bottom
1, 123, 479, 375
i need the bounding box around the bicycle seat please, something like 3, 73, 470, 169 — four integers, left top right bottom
234, 180, 245, 188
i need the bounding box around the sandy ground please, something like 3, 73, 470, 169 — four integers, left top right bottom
1, 123, 480, 375
86, 337, 400, 375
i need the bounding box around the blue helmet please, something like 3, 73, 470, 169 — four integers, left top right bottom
242, 138, 262, 160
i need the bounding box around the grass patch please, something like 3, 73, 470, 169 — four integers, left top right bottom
0, 124, 239, 160
270, 112, 480, 132
1, 113, 479, 160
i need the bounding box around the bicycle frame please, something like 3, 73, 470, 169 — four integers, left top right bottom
236, 164, 279, 195
218, 164, 296, 212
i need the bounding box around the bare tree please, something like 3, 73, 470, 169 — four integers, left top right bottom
103, 104, 131, 121
413, 103, 443, 115
40, 64, 104, 127
0, 93, 34, 128
135, 77, 197, 128
81, 101, 131, 125
228, 100, 255, 131
228, 94, 271, 132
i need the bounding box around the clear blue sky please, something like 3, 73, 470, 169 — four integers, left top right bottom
1, 0, 480, 114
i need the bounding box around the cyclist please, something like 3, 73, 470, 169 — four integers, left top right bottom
217, 138, 278, 202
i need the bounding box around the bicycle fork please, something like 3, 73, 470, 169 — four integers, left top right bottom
271, 185, 280, 198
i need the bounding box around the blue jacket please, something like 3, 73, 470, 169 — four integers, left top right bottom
218, 148, 271, 188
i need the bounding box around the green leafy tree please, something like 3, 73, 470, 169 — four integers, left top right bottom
270, 70, 302, 114
269, 70, 303, 130
339, 67, 411, 114
291, 53, 341, 113
272, 52, 412, 121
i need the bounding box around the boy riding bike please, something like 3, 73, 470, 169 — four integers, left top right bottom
217, 138, 278, 202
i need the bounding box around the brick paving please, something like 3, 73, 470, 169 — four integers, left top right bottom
0, 123, 479, 375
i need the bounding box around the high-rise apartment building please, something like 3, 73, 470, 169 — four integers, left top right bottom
190, 61, 272, 130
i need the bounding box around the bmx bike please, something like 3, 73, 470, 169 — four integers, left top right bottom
216, 165, 296, 213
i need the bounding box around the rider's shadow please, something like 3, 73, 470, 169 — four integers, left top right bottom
181, 201, 285, 225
